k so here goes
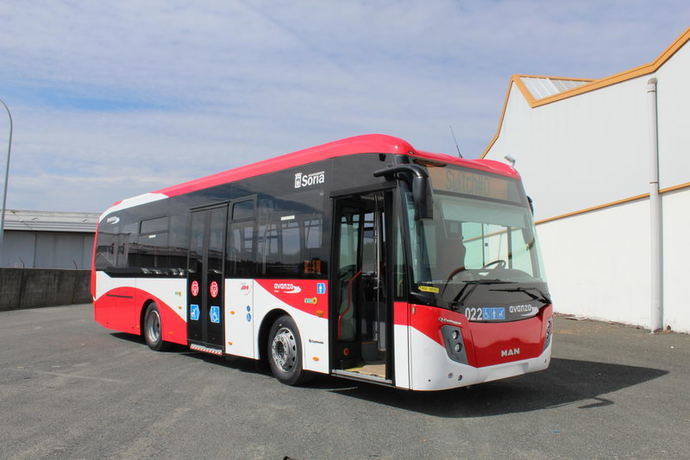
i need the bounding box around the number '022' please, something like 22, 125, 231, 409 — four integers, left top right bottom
464, 307, 483, 321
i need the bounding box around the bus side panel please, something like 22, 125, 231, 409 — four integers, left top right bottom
393, 301, 411, 389
94, 272, 140, 335
94, 272, 188, 345
253, 279, 329, 374
135, 277, 188, 345
224, 279, 256, 358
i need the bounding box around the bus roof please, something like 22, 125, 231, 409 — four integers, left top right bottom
101, 134, 518, 219
155, 134, 518, 198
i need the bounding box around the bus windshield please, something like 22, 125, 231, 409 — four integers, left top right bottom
404, 165, 549, 310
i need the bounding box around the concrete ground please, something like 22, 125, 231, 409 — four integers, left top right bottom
1, 304, 688, 459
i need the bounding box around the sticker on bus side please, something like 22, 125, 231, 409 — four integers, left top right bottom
190, 304, 200, 321
209, 306, 220, 323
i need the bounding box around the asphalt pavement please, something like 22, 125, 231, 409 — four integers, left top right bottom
1, 304, 688, 459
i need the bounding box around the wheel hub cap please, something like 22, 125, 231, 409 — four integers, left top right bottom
271, 327, 297, 372
146, 310, 161, 343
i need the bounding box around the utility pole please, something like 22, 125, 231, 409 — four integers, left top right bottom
0, 98, 13, 264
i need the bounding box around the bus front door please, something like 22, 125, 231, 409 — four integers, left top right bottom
187, 205, 227, 352
331, 190, 392, 384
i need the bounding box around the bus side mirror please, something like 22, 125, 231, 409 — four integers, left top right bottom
411, 171, 433, 220
374, 164, 433, 220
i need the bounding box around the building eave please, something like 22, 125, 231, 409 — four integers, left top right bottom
481, 27, 690, 159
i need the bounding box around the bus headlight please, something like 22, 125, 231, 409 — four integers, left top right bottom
442, 325, 468, 364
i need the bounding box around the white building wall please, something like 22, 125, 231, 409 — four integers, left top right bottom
485, 37, 689, 333
661, 188, 690, 333
489, 77, 651, 221
537, 199, 651, 329
655, 42, 690, 189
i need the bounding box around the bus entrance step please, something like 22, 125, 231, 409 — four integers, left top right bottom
190, 343, 224, 356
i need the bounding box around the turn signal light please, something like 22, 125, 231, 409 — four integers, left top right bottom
543, 318, 553, 351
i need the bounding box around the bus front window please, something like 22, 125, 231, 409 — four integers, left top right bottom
403, 166, 549, 313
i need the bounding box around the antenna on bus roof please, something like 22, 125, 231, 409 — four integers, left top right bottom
448, 125, 463, 158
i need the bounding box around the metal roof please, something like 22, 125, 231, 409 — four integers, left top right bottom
3, 209, 99, 233
519, 76, 589, 99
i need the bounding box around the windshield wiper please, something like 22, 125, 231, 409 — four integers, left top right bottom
440, 265, 467, 296
450, 279, 511, 307
490, 286, 551, 304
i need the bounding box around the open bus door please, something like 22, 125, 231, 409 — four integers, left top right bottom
331, 190, 393, 384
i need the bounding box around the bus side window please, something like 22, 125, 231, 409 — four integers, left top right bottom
227, 199, 257, 277
304, 217, 324, 274
281, 220, 301, 269
95, 223, 119, 270
117, 221, 138, 270
134, 216, 170, 274
227, 222, 256, 276
168, 213, 189, 275
256, 191, 327, 277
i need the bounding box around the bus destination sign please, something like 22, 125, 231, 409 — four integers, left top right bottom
428, 167, 520, 203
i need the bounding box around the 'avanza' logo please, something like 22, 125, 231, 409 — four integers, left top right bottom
294, 171, 325, 188
273, 283, 302, 294
500, 348, 520, 357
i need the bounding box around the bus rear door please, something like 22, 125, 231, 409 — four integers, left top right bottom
187, 205, 227, 354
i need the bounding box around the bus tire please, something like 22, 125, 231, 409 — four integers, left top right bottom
143, 302, 169, 351
267, 315, 312, 386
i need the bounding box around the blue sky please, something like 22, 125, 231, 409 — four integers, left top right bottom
0, 0, 688, 212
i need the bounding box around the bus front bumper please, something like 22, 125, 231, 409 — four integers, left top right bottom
408, 342, 552, 391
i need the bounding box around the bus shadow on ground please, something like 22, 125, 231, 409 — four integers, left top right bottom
110, 333, 667, 417
323, 358, 668, 417
111, 332, 276, 374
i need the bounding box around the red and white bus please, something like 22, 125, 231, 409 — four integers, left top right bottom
92, 134, 552, 390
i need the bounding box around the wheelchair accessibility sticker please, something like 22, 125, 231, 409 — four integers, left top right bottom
317, 282, 326, 295
190, 304, 200, 321
209, 306, 221, 324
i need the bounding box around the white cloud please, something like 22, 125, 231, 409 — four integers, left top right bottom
0, 0, 688, 211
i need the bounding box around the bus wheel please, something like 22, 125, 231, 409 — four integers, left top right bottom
144, 302, 169, 351
267, 315, 312, 386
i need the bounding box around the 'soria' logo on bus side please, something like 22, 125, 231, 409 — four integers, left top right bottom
500, 348, 520, 357
294, 171, 325, 188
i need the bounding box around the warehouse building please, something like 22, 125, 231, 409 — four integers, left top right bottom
1, 209, 98, 269
483, 28, 690, 333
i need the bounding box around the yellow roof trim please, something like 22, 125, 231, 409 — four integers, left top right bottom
534, 180, 690, 225
481, 27, 690, 158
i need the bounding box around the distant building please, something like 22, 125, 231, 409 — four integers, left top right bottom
1, 209, 99, 269
483, 28, 690, 333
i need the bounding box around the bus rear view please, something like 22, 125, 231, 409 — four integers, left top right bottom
92, 134, 552, 391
